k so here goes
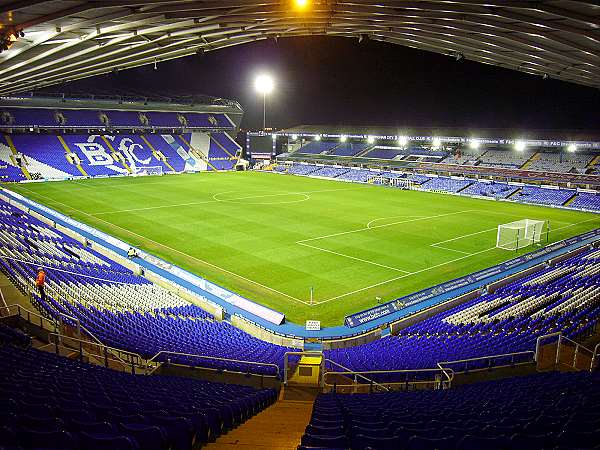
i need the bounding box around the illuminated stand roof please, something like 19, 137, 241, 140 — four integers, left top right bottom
0, 1, 599, 95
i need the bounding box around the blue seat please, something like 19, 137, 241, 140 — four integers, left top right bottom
17, 429, 77, 450
408, 435, 457, 450
457, 435, 510, 450
78, 432, 139, 450
301, 433, 349, 448
119, 423, 168, 450
351, 434, 401, 450
68, 419, 118, 435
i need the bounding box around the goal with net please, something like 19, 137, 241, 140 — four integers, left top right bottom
496, 219, 546, 250
132, 166, 163, 177
368, 176, 414, 190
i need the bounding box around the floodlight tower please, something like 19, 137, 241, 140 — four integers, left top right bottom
255, 74, 274, 130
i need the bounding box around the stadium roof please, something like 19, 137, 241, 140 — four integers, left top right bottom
0, 1, 599, 95
277, 125, 600, 142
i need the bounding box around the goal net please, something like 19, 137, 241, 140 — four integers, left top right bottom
496, 219, 545, 250
132, 166, 163, 177
368, 176, 414, 190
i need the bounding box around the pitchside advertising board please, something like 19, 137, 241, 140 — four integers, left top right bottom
345, 229, 600, 328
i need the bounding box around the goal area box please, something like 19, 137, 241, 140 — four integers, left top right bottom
496, 219, 545, 250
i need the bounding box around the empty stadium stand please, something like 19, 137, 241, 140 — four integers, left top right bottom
276, 162, 600, 211
0, 343, 276, 449
301, 370, 600, 450
0, 199, 296, 376
325, 246, 600, 374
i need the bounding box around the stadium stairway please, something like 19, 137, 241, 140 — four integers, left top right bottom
586, 154, 600, 170
519, 151, 541, 169
56, 135, 88, 177
4, 135, 31, 180
178, 134, 219, 171
204, 399, 313, 450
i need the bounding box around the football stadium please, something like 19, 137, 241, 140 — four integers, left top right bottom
0, 1, 600, 450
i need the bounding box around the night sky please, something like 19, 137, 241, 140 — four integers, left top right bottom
54, 36, 600, 132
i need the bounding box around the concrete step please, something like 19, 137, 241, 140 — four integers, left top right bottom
205, 400, 313, 450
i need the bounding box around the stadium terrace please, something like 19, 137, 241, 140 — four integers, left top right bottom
1, 1, 600, 445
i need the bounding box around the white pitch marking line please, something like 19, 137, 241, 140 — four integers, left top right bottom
314, 245, 498, 305
12, 186, 311, 306
366, 215, 427, 229
430, 245, 472, 255
94, 186, 359, 215
297, 210, 477, 244
315, 216, 600, 305
431, 227, 498, 246
298, 241, 412, 274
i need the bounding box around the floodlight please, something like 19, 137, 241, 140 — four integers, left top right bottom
367, 135, 375, 144
432, 137, 442, 148
314, 134, 321, 141
272, 134, 277, 140
567, 143, 577, 153
398, 136, 408, 147
254, 74, 274, 94
291, 134, 298, 140
340, 135, 347, 143
294, 0, 309, 9
515, 140, 526, 152
469, 139, 480, 150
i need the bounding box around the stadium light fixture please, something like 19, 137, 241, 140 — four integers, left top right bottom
272, 134, 277, 140
340, 135, 347, 143
398, 136, 408, 147
291, 134, 298, 141
469, 139, 480, 150
367, 135, 375, 144
254, 74, 274, 130
314, 134, 321, 141
567, 143, 577, 153
294, 0, 309, 10
515, 140, 526, 152
432, 137, 442, 148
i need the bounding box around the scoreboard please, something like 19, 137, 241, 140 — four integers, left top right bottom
247, 134, 276, 160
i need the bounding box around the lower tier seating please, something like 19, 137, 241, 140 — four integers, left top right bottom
301, 370, 600, 450
0, 343, 276, 450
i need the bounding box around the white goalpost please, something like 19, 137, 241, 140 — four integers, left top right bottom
368, 176, 414, 190
496, 219, 545, 251
132, 166, 163, 177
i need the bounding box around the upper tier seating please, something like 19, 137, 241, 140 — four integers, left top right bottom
0, 343, 276, 449
301, 370, 600, 450
330, 142, 369, 157
296, 141, 339, 155
528, 152, 593, 174
325, 247, 600, 374
0, 200, 296, 375
478, 149, 534, 169
0, 108, 234, 130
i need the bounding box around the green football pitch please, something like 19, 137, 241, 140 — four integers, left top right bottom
7, 172, 599, 326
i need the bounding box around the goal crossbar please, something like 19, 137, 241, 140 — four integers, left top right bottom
496, 219, 545, 251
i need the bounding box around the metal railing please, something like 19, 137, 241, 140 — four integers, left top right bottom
437, 351, 536, 374
322, 366, 454, 392
556, 334, 595, 371
47, 332, 146, 374
323, 358, 394, 392
146, 351, 280, 378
